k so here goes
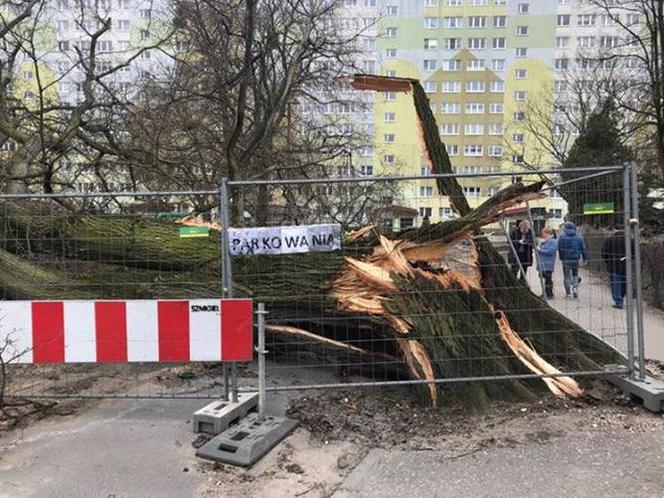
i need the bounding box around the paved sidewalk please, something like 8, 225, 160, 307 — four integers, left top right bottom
525, 264, 664, 362
336, 429, 664, 498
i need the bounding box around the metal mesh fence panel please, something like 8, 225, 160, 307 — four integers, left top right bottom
0, 190, 242, 400
227, 167, 633, 394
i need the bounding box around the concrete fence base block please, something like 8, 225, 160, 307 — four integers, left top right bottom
193, 393, 258, 434
196, 413, 298, 467
608, 374, 664, 412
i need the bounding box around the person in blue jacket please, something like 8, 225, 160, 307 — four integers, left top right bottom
557, 221, 588, 298
537, 227, 558, 299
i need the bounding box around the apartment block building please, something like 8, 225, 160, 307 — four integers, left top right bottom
343, 0, 639, 228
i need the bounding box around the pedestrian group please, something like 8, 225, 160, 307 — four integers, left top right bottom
507, 220, 628, 308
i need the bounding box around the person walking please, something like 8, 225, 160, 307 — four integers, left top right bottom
602, 228, 627, 309
508, 220, 534, 281
557, 221, 588, 299
537, 227, 558, 299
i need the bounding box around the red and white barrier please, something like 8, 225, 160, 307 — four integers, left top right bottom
0, 299, 253, 364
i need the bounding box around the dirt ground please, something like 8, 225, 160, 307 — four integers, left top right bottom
2, 361, 664, 497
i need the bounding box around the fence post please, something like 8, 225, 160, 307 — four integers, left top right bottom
629, 162, 646, 380
256, 302, 268, 418
623, 163, 636, 379
219, 178, 235, 400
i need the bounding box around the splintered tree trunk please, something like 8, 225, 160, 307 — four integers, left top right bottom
0, 76, 624, 411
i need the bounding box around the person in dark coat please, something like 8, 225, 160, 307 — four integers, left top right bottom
602, 228, 628, 309
508, 220, 534, 281
557, 221, 588, 298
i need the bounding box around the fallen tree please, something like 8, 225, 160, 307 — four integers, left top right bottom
0, 76, 625, 411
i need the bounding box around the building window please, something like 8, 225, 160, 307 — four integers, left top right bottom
384, 112, 396, 122
441, 81, 461, 93
58, 40, 69, 51
464, 123, 484, 135
441, 59, 461, 71
423, 59, 437, 71
557, 15, 570, 26
444, 38, 461, 50
493, 37, 506, 49
420, 165, 431, 176
424, 38, 438, 50
466, 80, 485, 93
512, 133, 524, 143
577, 36, 595, 48
488, 145, 503, 157
555, 58, 569, 70
424, 17, 439, 29
515, 69, 527, 79
440, 102, 461, 113
493, 16, 506, 28
384, 154, 395, 164
490, 103, 504, 113
440, 124, 460, 135
444, 16, 463, 28
516, 47, 527, 58
489, 123, 503, 135
492, 59, 505, 71
446, 144, 459, 155
467, 59, 485, 71
116, 19, 130, 31
464, 144, 484, 156
600, 36, 621, 49
463, 187, 482, 197
419, 186, 434, 197
466, 102, 484, 114
384, 133, 395, 143
57, 20, 69, 31
467, 38, 486, 49
386, 5, 398, 15
516, 26, 529, 36
512, 155, 524, 164
517, 3, 529, 14
385, 27, 398, 38
385, 48, 397, 58
360, 165, 374, 176
490, 81, 504, 92
424, 81, 437, 93
468, 16, 486, 28
384, 91, 396, 101
578, 14, 596, 26
514, 90, 527, 101
419, 207, 433, 218
556, 36, 570, 48
440, 207, 455, 219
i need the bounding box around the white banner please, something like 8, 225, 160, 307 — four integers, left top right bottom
228, 224, 342, 256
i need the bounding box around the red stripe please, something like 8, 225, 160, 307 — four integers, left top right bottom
95, 301, 127, 362
31, 302, 65, 363
221, 299, 253, 361
157, 301, 190, 361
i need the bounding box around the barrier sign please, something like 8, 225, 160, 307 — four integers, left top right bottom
583, 202, 615, 215
228, 224, 342, 256
0, 299, 253, 364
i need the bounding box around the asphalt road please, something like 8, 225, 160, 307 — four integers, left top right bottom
335, 429, 664, 498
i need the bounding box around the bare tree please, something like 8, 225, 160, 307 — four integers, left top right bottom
123, 0, 369, 222
0, 0, 174, 194
589, 0, 664, 178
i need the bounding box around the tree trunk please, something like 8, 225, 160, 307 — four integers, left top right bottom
0, 76, 625, 411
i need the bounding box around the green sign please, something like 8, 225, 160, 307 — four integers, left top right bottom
583, 202, 615, 215
179, 226, 209, 238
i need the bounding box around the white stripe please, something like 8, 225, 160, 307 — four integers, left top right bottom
188, 299, 221, 361
0, 301, 33, 364
126, 301, 158, 362
64, 301, 97, 363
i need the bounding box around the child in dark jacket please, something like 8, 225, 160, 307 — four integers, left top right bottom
557, 222, 588, 298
